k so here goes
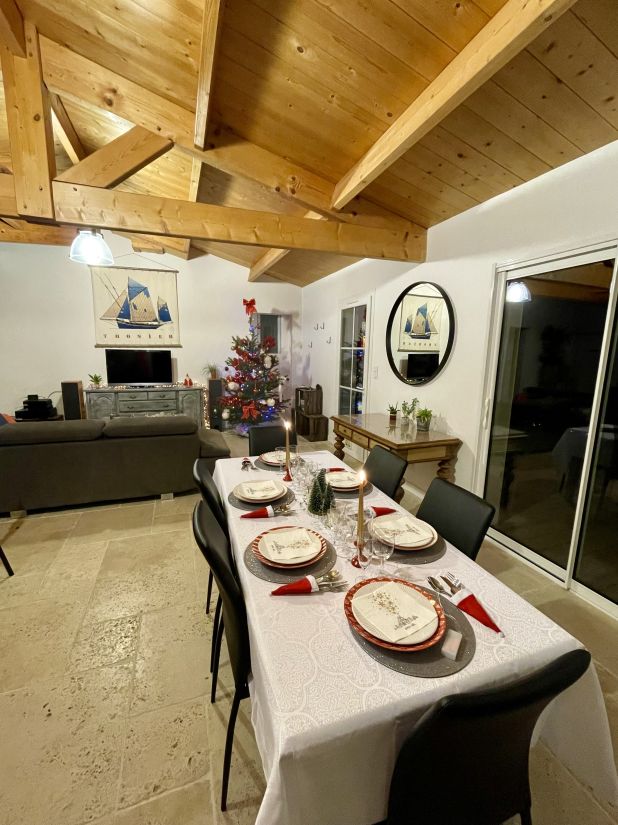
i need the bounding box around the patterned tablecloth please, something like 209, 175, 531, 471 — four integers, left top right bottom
213, 452, 617, 825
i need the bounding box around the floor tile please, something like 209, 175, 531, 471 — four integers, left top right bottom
118, 698, 209, 809
0, 570, 47, 608
68, 504, 155, 545
0, 513, 79, 574
132, 601, 212, 715
70, 615, 141, 672
0, 664, 132, 825
39, 540, 109, 601
113, 778, 212, 825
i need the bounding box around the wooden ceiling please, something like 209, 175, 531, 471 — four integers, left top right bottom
0, 0, 616, 285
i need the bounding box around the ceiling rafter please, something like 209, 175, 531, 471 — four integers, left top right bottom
249, 210, 323, 282
49, 91, 86, 163
194, 0, 225, 150
330, 0, 578, 210
0, 0, 25, 57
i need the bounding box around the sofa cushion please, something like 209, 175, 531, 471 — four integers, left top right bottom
199, 427, 231, 458
0, 418, 105, 445
103, 415, 197, 438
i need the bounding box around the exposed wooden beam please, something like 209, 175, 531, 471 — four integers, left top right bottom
49, 92, 86, 163
48, 182, 426, 261
1, 22, 56, 218
114, 230, 193, 257
172, 157, 205, 259
249, 210, 323, 281
194, 0, 225, 150
0, 0, 25, 57
57, 126, 172, 188
331, 0, 577, 209
0, 218, 76, 245
0, 173, 18, 217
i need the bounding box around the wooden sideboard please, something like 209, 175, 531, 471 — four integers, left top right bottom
331, 413, 462, 502
85, 386, 205, 426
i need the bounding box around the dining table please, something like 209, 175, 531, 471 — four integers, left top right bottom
213, 450, 617, 825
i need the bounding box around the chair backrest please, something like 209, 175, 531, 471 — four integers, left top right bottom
248, 424, 297, 456
386, 649, 591, 825
193, 458, 227, 533
416, 477, 495, 560
363, 445, 407, 500
192, 500, 250, 689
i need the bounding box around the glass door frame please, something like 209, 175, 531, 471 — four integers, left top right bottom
336, 295, 373, 419
475, 239, 618, 616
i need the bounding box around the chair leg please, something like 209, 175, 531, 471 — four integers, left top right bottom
521, 807, 532, 825
206, 569, 214, 614
210, 595, 222, 673
221, 689, 242, 812
211, 617, 224, 704
0, 545, 14, 577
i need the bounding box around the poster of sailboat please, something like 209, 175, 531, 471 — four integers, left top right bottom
398, 291, 444, 352
91, 266, 181, 347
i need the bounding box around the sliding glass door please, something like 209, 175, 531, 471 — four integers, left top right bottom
483, 246, 617, 610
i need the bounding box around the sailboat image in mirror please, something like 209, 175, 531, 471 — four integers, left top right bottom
91, 266, 181, 347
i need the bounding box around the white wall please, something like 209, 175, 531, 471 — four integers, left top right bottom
302, 141, 618, 492
0, 233, 302, 414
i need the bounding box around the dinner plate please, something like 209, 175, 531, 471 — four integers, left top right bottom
324, 470, 360, 490
344, 578, 446, 652
251, 526, 327, 569
370, 513, 437, 551
233, 479, 288, 504
259, 450, 287, 466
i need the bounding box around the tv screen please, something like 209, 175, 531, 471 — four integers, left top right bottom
407, 352, 439, 381
105, 349, 173, 385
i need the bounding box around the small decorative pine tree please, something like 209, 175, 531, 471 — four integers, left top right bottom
219, 298, 287, 433
307, 469, 335, 515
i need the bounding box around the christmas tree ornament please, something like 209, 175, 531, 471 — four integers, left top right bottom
227, 381, 240, 393
221, 409, 230, 420
266, 398, 275, 407
264, 355, 272, 369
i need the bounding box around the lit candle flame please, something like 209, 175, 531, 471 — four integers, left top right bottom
284, 420, 291, 430
358, 470, 366, 484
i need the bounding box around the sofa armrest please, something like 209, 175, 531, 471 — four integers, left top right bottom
198, 428, 230, 460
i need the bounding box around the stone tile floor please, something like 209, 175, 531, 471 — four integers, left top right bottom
0, 436, 616, 824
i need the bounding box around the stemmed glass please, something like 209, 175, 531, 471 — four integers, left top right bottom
353, 533, 373, 583
372, 532, 395, 575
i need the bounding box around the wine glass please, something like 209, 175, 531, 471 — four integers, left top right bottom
275, 444, 287, 474
354, 533, 373, 582
372, 533, 395, 575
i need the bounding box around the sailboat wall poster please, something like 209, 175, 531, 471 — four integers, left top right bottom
397, 293, 444, 353
91, 266, 181, 348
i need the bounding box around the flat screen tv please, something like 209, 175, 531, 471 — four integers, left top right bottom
105, 349, 173, 385
407, 352, 439, 381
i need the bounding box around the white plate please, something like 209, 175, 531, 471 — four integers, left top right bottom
325, 470, 360, 489
371, 513, 437, 549
257, 527, 323, 565
260, 450, 287, 465
351, 580, 438, 644
233, 479, 287, 503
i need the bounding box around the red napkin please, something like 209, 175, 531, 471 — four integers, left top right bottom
326, 467, 345, 472
241, 505, 276, 519
271, 575, 319, 596
365, 506, 396, 517
451, 588, 504, 635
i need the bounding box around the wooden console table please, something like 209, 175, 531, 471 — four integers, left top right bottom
331, 413, 462, 502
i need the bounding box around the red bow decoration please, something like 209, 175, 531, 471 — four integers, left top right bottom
242, 401, 260, 420
243, 298, 257, 315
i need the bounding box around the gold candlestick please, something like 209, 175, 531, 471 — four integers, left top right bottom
357, 469, 366, 547
283, 420, 292, 482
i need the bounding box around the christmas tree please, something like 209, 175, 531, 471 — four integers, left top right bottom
219, 298, 287, 433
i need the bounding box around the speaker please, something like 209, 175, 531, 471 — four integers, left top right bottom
208, 379, 224, 430
61, 381, 86, 420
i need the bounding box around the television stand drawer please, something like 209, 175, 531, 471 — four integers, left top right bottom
121, 391, 148, 401
118, 399, 178, 413
147, 390, 177, 401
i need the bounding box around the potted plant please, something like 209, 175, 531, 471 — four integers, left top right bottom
401, 398, 419, 421
387, 403, 399, 424
203, 362, 218, 380
416, 407, 432, 432
88, 373, 103, 388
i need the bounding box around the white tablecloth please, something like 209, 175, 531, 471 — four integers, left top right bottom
213, 452, 617, 825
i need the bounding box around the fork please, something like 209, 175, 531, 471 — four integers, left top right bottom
442, 573, 464, 594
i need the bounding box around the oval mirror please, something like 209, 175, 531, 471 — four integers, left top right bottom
386, 281, 455, 385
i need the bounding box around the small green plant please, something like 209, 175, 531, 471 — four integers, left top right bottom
88, 373, 102, 387
203, 362, 218, 379
416, 407, 433, 431
387, 403, 399, 415
401, 398, 419, 418
307, 469, 334, 515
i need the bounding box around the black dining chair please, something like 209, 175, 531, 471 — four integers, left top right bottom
192, 499, 251, 811
0, 544, 14, 577
363, 445, 407, 500
193, 459, 227, 614
383, 648, 591, 825
248, 423, 297, 457
416, 477, 495, 561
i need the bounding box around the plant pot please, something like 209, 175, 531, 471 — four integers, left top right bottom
417, 418, 431, 432
389, 414, 397, 425
209, 370, 217, 380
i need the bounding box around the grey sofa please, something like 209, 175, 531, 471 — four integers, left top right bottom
0, 415, 230, 513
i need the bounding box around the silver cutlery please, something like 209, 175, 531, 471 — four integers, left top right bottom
318, 580, 349, 591
427, 576, 448, 595
441, 574, 464, 595
318, 570, 342, 583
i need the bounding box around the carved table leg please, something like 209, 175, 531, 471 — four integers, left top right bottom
334, 431, 345, 461
437, 454, 456, 483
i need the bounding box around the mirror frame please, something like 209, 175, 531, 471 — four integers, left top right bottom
385, 281, 455, 386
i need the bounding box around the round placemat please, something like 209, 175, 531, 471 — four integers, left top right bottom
350, 590, 475, 678
332, 481, 374, 500
254, 458, 286, 472
227, 487, 295, 511
243, 540, 337, 583
389, 535, 447, 566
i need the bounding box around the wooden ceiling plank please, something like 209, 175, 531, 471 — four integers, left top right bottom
49, 91, 87, 163
1, 21, 56, 218
249, 209, 324, 281
0, 0, 25, 56
571, 0, 618, 61
330, 0, 577, 209
56, 125, 172, 188
194, 0, 225, 150
49, 181, 426, 261
0, 218, 76, 245
0, 172, 18, 216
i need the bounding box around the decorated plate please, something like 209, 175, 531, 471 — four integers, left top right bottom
324, 470, 361, 490
251, 526, 327, 569
233, 478, 288, 503
259, 450, 287, 466
344, 578, 446, 652
370, 513, 437, 551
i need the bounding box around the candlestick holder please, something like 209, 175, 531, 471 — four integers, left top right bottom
282, 463, 293, 482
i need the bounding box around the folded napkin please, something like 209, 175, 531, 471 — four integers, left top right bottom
271, 576, 319, 596
260, 528, 320, 562
353, 581, 436, 643
325, 470, 360, 487
365, 506, 396, 517
241, 506, 276, 519
326, 467, 345, 472
372, 514, 433, 546
451, 588, 503, 635
239, 479, 280, 499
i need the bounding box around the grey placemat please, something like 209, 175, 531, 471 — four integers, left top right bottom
254, 458, 286, 472
243, 541, 337, 583
390, 535, 447, 566
350, 591, 476, 678
332, 481, 374, 500
227, 488, 295, 512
